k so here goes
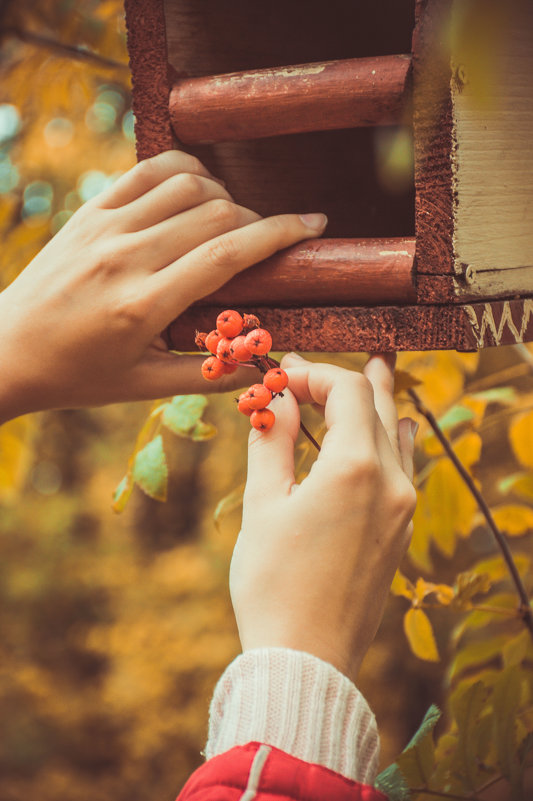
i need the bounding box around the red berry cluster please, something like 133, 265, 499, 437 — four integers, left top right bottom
196, 310, 288, 432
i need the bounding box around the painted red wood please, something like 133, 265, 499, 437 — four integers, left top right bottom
169, 298, 533, 354
194, 238, 416, 308
169, 55, 412, 144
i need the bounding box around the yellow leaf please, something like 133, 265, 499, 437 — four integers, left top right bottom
425, 459, 478, 555
509, 410, 533, 469
390, 570, 415, 600
453, 431, 482, 470
490, 504, 533, 536
404, 608, 440, 662
0, 417, 35, 501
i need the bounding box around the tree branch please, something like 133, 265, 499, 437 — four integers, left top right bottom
2, 26, 129, 71
408, 387, 533, 639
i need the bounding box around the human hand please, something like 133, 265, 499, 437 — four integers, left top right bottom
230, 353, 417, 683
0, 151, 327, 423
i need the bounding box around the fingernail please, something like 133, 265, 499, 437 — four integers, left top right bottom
409, 419, 419, 441
299, 213, 328, 231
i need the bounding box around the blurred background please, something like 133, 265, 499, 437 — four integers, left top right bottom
1, 2, 532, 799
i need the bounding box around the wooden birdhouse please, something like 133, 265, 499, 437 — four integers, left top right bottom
124, 0, 533, 352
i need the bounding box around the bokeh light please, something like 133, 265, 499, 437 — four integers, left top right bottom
0, 103, 21, 144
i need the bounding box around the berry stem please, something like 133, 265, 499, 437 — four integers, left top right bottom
265, 356, 321, 452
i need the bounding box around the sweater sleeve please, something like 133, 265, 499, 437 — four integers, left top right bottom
205, 648, 380, 786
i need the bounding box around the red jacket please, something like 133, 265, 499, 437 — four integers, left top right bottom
177, 742, 387, 801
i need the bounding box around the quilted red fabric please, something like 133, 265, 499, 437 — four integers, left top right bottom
177, 742, 388, 801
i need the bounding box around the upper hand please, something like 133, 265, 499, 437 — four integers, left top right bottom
230, 353, 417, 682
0, 151, 327, 422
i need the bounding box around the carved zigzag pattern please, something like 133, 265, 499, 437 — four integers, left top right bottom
465, 299, 533, 348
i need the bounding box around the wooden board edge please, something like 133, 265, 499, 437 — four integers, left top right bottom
412, 0, 455, 288
125, 0, 175, 160
166, 297, 533, 353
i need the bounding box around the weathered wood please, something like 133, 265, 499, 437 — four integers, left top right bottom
169, 55, 412, 144
452, 0, 533, 297
193, 238, 416, 308
412, 0, 455, 288
169, 297, 533, 353
124, 0, 175, 160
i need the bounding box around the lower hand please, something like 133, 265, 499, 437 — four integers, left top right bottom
230, 353, 417, 682
0, 151, 327, 422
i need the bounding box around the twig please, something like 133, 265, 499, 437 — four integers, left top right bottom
2, 26, 129, 71
265, 355, 320, 452
408, 388, 533, 639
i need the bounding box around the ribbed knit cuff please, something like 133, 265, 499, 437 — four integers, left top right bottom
205, 648, 380, 785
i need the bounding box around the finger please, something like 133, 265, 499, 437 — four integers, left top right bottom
245, 391, 301, 502
116, 173, 234, 231
98, 151, 219, 209
129, 201, 261, 272
398, 417, 417, 482
115, 352, 262, 401
147, 212, 328, 325
278, 355, 379, 470
363, 353, 401, 464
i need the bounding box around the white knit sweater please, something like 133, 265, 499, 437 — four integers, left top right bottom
205, 648, 380, 785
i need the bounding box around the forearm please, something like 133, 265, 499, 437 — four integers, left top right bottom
205, 648, 380, 785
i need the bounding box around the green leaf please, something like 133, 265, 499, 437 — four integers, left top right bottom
190, 420, 217, 442
469, 387, 516, 405
450, 634, 510, 679
161, 395, 208, 436
450, 681, 490, 790
405, 704, 441, 751
112, 474, 134, 513
395, 705, 441, 789
436, 404, 475, 430
503, 629, 531, 667
132, 435, 168, 502
213, 482, 245, 532
492, 665, 521, 782
374, 763, 411, 801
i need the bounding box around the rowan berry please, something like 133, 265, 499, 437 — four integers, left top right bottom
195, 330, 207, 350
247, 383, 273, 410
229, 335, 252, 362
216, 309, 243, 338
244, 328, 272, 356
237, 391, 254, 416
263, 367, 288, 393
250, 408, 275, 431
201, 356, 225, 381
243, 313, 261, 332
216, 336, 235, 363
222, 362, 238, 375
205, 329, 222, 355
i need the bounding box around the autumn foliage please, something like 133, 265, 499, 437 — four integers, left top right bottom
0, 2, 532, 800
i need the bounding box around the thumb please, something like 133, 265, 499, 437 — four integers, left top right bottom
398, 417, 418, 482
245, 389, 301, 504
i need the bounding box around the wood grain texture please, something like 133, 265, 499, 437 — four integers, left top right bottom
412, 0, 455, 287
169, 55, 411, 144
168, 297, 533, 353
124, 0, 175, 159
452, 0, 533, 295
194, 238, 416, 308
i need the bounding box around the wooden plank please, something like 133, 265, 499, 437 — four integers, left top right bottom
412, 0, 455, 287
124, 0, 175, 160
452, 0, 533, 295
169, 55, 412, 144
167, 297, 533, 353
194, 238, 416, 308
